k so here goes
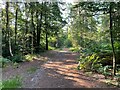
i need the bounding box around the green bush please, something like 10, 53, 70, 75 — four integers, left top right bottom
114, 41, 120, 50
64, 39, 72, 48
24, 54, 36, 61
97, 65, 112, 77
103, 65, 112, 76
69, 47, 80, 52
48, 46, 55, 50
0, 57, 11, 68
10, 54, 23, 63
100, 43, 112, 50
79, 53, 101, 71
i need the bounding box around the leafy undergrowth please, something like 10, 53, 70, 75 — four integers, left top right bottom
83, 71, 120, 87
24, 53, 48, 62
1, 51, 49, 67
24, 54, 37, 62
48, 46, 56, 50
0, 57, 11, 68
70, 46, 120, 87
1, 76, 22, 89
100, 75, 120, 87
69, 47, 80, 52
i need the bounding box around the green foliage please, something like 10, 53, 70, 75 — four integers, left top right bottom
2, 2, 66, 63
0, 81, 2, 90
114, 41, 120, 50
2, 46, 10, 58
0, 57, 11, 68
97, 65, 112, 77
48, 46, 55, 50
64, 39, 72, 48
103, 65, 112, 76
79, 53, 101, 71
100, 43, 112, 51
2, 76, 22, 88
57, 32, 67, 48
69, 47, 80, 52
10, 54, 24, 63
24, 54, 36, 61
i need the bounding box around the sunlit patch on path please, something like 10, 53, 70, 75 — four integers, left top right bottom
3, 49, 113, 88
39, 50, 111, 88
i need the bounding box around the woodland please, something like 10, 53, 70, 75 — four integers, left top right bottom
1, 1, 120, 88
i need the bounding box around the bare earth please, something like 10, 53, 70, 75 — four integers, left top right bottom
2, 48, 116, 88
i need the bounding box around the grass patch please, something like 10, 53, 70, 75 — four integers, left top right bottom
27, 67, 38, 74
2, 76, 22, 89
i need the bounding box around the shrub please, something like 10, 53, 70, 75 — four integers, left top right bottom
0, 57, 11, 68
69, 47, 80, 52
24, 54, 36, 61
79, 53, 101, 71
100, 43, 112, 50
97, 65, 112, 78
114, 41, 120, 50
10, 54, 23, 63
64, 39, 72, 48
48, 46, 55, 50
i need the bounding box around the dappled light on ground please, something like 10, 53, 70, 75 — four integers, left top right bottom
41, 50, 110, 88
33, 56, 49, 62
3, 50, 114, 88
43, 60, 103, 88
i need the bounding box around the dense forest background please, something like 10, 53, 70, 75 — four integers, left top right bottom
67, 2, 120, 76
1, 1, 120, 84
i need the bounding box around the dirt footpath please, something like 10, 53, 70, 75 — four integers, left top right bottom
2, 49, 116, 88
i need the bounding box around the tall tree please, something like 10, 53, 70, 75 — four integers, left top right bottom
36, 2, 43, 50
109, 2, 116, 76
45, 8, 48, 50
6, 2, 13, 56
15, 2, 18, 47
15, 3, 18, 46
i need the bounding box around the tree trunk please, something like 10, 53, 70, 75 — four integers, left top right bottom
24, 3, 28, 54
15, 3, 18, 46
46, 31, 48, 50
45, 7, 48, 50
25, 3, 28, 35
0, 11, 3, 56
6, 2, 13, 56
6, 2, 9, 42
36, 10, 39, 49
36, 8, 43, 50
9, 38, 13, 56
31, 10, 34, 54
109, 3, 116, 76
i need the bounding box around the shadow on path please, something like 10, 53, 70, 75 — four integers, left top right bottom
2, 49, 116, 88
32, 49, 113, 88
